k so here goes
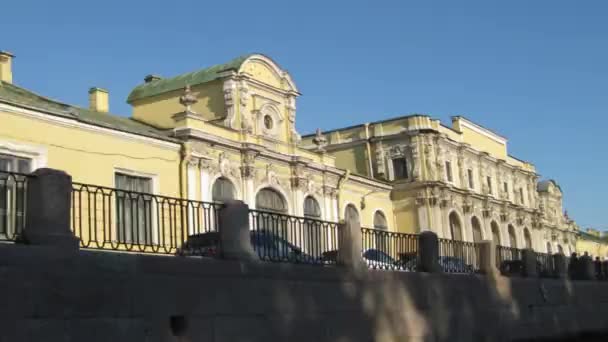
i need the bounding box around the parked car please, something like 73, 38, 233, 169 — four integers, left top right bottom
178, 230, 318, 263
403, 256, 475, 273
363, 248, 407, 270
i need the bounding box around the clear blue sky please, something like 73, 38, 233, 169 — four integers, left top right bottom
3, 0, 607, 229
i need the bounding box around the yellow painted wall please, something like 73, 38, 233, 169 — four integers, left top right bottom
339, 186, 393, 230
576, 237, 608, 259
457, 125, 507, 160
131, 80, 225, 129
0, 110, 181, 196
332, 145, 369, 177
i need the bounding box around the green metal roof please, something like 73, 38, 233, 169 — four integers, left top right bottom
127, 54, 253, 103
0, 81, 178, 143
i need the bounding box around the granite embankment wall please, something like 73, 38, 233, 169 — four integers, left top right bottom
0, 242, 607, 342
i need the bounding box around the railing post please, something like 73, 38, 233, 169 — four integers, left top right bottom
579, 254, 595, 280
218, 200, 257, 261
521, 249, 538, 277
553, 253, 567, 278
22, 168, 79, 250
337, 218, 364, 271
478, 239, 499, 275
418, 231, 441, 273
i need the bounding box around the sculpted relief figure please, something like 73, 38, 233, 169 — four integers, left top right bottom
286, 97, 301, 144
223, 80, 237, 128
424, 144, 435, 180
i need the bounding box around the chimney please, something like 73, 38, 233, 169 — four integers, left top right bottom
0, 51, 15, 84
88, 87, 109, 113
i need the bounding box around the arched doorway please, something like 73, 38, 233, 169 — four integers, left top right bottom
508, 224, 517, 248
212, 177, 236, 203
491, 221, 501, 245
303, 196, 322, 254
523, 228, 532, 250
256, 188, 287, 213
254, 187, 288, 241
471, 216, 483, 243
303, 196, 321, 219
373, 210, 389, 253
449, 212, 463, 241
373, 211, 388, 230
345, 204, 359, 225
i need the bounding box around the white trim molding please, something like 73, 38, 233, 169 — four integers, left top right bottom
0, 138, 47, 170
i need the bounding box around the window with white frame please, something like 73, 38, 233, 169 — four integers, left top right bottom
0, 154, 31, 237
392, 157, 408, 180
115, 173, 153, 245
486, 176, 493, 195
445, 161, 453, 182
467, 169, 474, 189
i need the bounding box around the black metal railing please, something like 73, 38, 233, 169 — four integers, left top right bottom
361, 227, 418, 271
0, 171, 30, 241
536, 252, 554, 277
248, 209, 339, 265
496, 245, 523, 274
438, 239, 480, 274
71, 182, 222, 254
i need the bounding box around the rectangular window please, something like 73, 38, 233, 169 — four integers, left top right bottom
0, 154, 31, 237
445, 161, 453, 182
503, 182, 509, 199
467, 169, 474, 189
519, 188, 525, 204
115, 173, 153, 245
486, 176, 493, 195
392, 157, 408, 180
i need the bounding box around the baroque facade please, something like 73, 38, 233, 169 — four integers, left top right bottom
0, 50, 578, 253
302, 113, 578, 254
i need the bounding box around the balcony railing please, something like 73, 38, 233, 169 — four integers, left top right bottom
0, 171, 30, 241
71, 182, 222, 254
249, 209, 339, 265
438, 238, 480, 274
361, 227, 418, 271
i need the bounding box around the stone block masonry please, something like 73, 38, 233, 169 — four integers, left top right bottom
0, 242, 607, 342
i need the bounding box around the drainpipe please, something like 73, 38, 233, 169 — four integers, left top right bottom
336, 170, 351, 221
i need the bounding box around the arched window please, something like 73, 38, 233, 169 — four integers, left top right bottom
345, 204, 359, 225
491, 221, 501, 245
212, 177, 236, 203
256, 188, 286, 213
524, 228, 532, 250
557, 245, 564, 255
508, 225, 517, 248
303, 196, 321, 218
373, 211, 388, 230
449, 212, 462, 241
471, 216, 483, 243
546, 242, 552, 254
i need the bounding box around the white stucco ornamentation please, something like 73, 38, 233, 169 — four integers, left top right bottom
223, 79, 237, 129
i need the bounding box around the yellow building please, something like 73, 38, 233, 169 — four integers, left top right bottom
576, 228, 608, 259
0, 49, 579, 253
